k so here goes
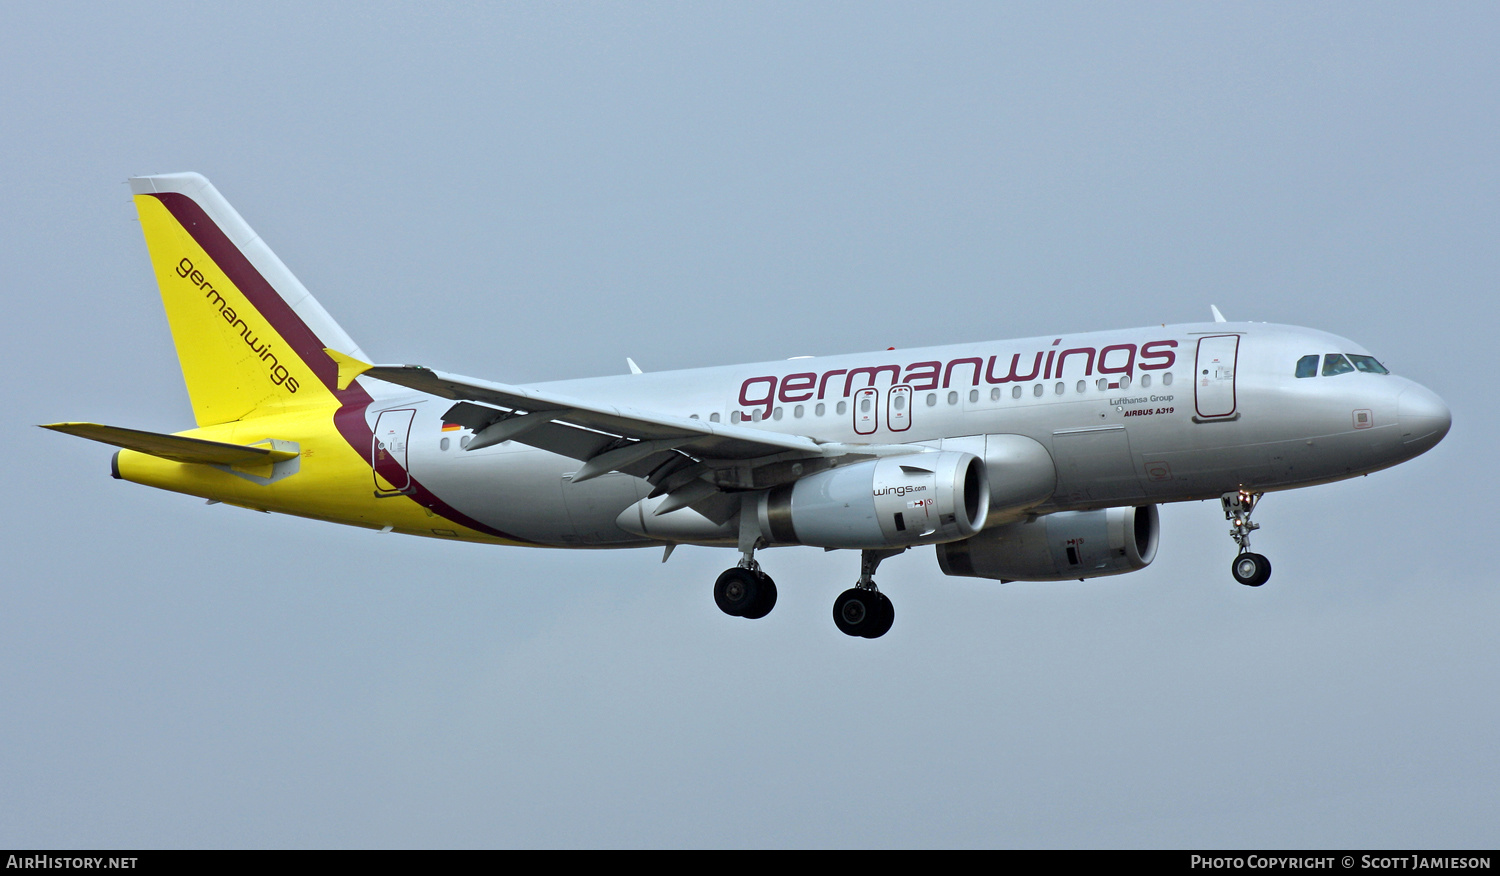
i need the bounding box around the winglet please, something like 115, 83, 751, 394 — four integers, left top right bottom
324, 348, 373, 390
1210, 305, 1227, 323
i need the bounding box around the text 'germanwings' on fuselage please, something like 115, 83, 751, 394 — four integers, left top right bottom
44, 173, 1451, 638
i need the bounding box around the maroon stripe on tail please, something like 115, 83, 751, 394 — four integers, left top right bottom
153, 192, 342, 394
147, 192, 540, 545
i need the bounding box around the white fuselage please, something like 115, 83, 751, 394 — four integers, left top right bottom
373, 321, 1449, 547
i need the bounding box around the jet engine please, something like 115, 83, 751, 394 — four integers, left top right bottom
935, 504, 1159, 582
756, 451, 989, 549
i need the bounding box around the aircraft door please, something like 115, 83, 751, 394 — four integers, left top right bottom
1194, 335, 1240, 419
854, 387, 879, 435
888, 385, 912, 432
372, 408, 415, 495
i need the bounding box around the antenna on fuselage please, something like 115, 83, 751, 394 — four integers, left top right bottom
1211, 305, 1227, 323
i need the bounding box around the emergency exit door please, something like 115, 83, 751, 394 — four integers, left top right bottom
372, 408, 415, 495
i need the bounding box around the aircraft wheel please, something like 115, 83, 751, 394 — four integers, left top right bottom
714, 567, 762, 617
862, 590, 894, 639
1231, 552, 1272, 587
741, 572, 778, 620
833, 588, 892, 638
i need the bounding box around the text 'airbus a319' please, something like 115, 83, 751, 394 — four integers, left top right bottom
46, 173, 1451, 638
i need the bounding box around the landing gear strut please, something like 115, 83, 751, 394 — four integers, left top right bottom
1222, 489, 1272, 587
714, 516, 777, 620
833, 549, 902, 639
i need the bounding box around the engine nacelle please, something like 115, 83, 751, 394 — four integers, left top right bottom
935, 504, 1159, 582
758, 451, 989, 549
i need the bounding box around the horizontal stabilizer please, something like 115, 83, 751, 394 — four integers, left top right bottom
41, 422, 297, 467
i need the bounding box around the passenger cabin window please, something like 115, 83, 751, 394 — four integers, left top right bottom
1295, 355, 1319, 378
1322, 354, 1355, 377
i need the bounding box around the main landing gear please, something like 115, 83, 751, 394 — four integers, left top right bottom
1222, 489, 1272, 587
715, 509, 779, 620
832, 549, 902, 639
713, 562, 777, 619
711, 543, 901, 638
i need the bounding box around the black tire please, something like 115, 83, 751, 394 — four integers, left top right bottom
861, 590, 894, 639
1231, 552, 1272, 587
833, 588, 884, 637
741, 572, 778, 620
714, 568, 761, 616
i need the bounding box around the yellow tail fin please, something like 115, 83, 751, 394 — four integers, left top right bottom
130, 173, 368, 426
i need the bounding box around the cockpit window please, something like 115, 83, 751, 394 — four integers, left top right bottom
1295, 355, 1319, 378
1322, 354, 1355, 376
1348, 354, 1389, 374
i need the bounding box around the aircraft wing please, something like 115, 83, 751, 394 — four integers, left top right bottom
355, 362, 821, 460
334, 351, 919, 518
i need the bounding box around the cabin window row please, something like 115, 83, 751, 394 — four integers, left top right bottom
434, 370, 1181, 449
713, 371, 1173, 423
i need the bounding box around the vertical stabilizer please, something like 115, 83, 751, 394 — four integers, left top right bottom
130, 172, 369, 426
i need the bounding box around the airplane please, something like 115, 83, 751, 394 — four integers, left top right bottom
44, 173, 1452, 639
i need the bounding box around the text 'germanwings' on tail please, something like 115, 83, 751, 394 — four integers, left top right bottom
130, 172, 368, 425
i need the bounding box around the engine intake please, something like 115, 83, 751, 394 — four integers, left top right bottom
935, 504, 1159, 581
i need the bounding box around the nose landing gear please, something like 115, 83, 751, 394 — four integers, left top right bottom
1222, 489, 1272, 587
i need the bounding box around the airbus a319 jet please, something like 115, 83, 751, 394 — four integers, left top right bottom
46, 173, 1451, 638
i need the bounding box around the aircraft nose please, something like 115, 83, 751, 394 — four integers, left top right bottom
1398, 384, 1451, 455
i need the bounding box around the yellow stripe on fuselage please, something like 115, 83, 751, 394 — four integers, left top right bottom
113, 411, 525, 544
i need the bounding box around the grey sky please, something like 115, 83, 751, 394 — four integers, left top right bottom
2, 3, 1495, 848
